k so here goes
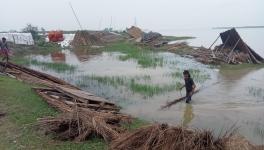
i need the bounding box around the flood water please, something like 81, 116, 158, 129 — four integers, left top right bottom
27, 47, 264, 145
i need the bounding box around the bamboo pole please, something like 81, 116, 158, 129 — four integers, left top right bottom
160, 90, 200, 109
227, 38, 240, 63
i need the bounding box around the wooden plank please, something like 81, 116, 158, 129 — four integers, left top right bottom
56, 86, 115, 106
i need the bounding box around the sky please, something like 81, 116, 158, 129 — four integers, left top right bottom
1, 0, 263, 31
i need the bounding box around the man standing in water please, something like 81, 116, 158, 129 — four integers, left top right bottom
180, 70, 196, 103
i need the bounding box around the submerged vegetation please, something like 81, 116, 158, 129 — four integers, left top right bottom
247, 87, 264, 101
103, 42, 164, 68
76, 74, 182, 97
129, 81, 182, 96
168, 69, 210, 83
30, 59, 76, 73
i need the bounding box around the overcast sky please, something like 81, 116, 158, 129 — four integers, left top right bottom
1, 0, 263, 31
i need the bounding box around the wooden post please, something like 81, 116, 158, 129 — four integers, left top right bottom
227, 38, 240, 63
208, 35, 220, 58
218, 34, 231, 52
208, 35, 220, 49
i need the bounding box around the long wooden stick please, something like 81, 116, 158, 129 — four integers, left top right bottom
160, 90, 200, 109
160, 82, 221, 109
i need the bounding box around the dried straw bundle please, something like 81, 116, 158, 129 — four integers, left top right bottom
110, 124, 230, 150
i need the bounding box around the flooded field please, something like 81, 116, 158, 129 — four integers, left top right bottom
26, 47, 264, 145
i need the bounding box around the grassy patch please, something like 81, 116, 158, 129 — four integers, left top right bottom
82, 75, 127, 88
30, 59, 76, 73
162, 36, 195, 41
103, 42, 164, 68
129, 81, 182, 97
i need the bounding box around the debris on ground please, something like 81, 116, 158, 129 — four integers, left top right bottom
71, 30, 103, 47
142, 31, 162, 43
191, 28, 264, 64
165, 42, 190, 51
110, 123, 244, 150
126, 26, 165, 46
126, 26, 143, 40
34, 87, 120, 112
36, 87, 131, 142
224, 135, 257, 150
126, 26, 185, 48
0, 62, 131, 143
110, 124, 259, 150
0, 62, 78, 89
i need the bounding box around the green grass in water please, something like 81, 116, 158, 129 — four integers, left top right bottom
129, 81, 182, 97
103, 42, 164, 68
30, 59, 76, 73
78, 74, 181, 97
169, 69, 210, 83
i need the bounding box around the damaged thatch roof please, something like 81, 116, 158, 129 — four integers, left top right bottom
219, 28, 264, 64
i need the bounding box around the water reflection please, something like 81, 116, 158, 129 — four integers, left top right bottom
182, 104, 194, 126
51, 52, 65, 63
73, 46, 102, 62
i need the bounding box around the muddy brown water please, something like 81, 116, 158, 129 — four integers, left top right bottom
27, 49, 264, 145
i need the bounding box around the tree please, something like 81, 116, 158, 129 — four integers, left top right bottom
40, 27, 46, 34
22, 24, 40, 41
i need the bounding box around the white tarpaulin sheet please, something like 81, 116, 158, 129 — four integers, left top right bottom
0, 33, 34, 45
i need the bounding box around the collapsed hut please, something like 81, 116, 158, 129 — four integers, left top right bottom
126, 26, 168, 47
216, 28, 264, 64
192, 28, 264, 64
71, 30, 102, 46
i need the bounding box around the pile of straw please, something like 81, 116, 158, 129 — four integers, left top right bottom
38, 108, 131, 142
110, 124, 232, 150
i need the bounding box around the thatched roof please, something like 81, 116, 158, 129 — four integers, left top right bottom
220, 28, 264, 64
